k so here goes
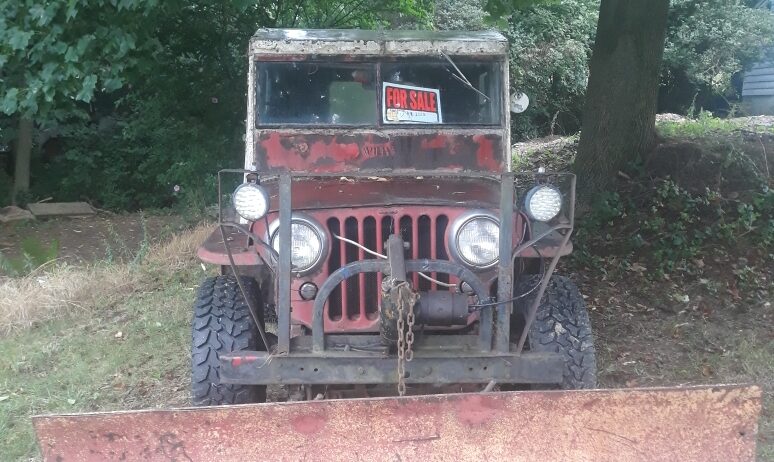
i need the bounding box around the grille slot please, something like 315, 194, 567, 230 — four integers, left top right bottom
326, 213, 449, 322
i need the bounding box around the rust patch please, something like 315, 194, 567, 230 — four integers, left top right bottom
33, 385, 762, 461
254, 131, 505, 173
291, 413, 328, 435
453, 394, 503, 425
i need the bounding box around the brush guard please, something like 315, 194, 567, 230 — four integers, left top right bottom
209, 170, 578, 388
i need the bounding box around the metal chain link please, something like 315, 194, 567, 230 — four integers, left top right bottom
396, 288, 406, 396
405, 295, 416, 362
394, 281, 419, 396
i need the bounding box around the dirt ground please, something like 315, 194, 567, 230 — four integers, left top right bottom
1, 213, 771, 457
0, 213, 189, 265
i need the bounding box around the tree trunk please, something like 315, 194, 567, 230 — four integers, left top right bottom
575, 0, 670, 195
12, 117, 33, 204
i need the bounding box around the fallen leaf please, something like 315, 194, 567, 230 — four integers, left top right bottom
701, 364, 714, 377
114, 331, 123, 339
67, 398, 75, 405
0, 396, 9, 402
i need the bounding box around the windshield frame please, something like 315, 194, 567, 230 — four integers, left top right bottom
252, 56, 506, 129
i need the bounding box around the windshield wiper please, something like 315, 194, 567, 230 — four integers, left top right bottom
440, 51, 490, 102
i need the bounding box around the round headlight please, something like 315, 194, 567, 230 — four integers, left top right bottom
269, 216, 326, 274
233, 183, 269, 222
525, 185, 562, 222
450, 212, 500, 269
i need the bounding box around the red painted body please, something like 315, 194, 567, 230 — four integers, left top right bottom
253, 130, 505, 173
249, 205, 525, 332
199, 175, 532, 333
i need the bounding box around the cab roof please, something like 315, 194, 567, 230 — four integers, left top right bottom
249, 28, 508, 57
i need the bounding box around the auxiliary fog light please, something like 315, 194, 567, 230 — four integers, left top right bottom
232, 183, 270, 222
524, 185, 562, 222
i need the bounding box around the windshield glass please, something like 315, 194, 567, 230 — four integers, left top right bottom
255, 58, 501, 126
381, 58, 501, 125
257, 62, 378, 125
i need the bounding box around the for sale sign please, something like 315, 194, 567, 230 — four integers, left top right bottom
383, 82, 442, 124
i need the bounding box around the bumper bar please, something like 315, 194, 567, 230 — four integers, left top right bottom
220, 349, 563, 385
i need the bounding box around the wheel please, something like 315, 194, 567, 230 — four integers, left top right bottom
514, 275, 597, 389
191, 275, 267, 405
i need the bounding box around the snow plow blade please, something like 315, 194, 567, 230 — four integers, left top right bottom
34, 384, 761, 462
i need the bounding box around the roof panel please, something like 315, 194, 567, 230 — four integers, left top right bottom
249, 28, 508, 56
251, 28, 507, 43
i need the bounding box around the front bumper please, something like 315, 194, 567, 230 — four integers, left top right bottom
221, 335, 563, 385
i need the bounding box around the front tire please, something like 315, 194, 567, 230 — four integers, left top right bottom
515, 275, 597, 389
191, 275, 267, 405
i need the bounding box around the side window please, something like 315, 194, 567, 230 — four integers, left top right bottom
257, 63, 377, 125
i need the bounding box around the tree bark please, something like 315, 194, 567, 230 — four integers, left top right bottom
12, 117, 33, 204
575, 0, 670, 195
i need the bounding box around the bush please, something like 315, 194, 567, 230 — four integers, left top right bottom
434, 0, 487, 30
575, 114, 774, 277
504, 0, 774, 138
504, 0, 599, 139
31, 96, 237, 211
661, 0, 774, 115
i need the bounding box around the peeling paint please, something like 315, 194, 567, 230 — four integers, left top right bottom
249, 29, 508, 56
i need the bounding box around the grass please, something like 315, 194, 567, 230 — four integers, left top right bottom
0, 225, 213, 460
0, 210, 771, 459
657, 111, 774, 142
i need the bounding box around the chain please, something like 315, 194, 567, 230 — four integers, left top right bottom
394, 281, 419, 396
396, 287, 406, 396
405, 294, 416, 362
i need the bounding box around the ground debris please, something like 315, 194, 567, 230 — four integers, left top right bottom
0, 206, 34, 223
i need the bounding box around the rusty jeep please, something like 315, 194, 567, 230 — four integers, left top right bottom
31, 29, 763, 462
193, 28, 594, 403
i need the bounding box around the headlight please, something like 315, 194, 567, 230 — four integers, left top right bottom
233, 183, 269, 221
524, 185, 562, 222
269, 214, 327, 274
449, 212, 500, 270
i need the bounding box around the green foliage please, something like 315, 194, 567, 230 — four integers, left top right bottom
663, 0, 774, 108
0, 236, 59, 277
657, 111, 756, 139
2, 0, 429, 210
434, 0, 487, 30
504, 0, 774, 138
0, 170, 12, 206
483, 0, 556, 26
577, 113, 774, 276
663, 2, 774, 114
576, 179, 773, 278
0, 0, 158, 118
504, 0, 598, 138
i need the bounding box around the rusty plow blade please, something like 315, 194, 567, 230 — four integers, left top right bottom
33, 384, 761, 462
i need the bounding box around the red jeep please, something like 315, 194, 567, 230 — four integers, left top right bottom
193, 28, 596, 404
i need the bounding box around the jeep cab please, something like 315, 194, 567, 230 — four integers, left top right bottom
193, 29, 595, 404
